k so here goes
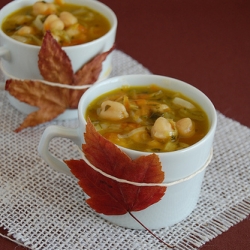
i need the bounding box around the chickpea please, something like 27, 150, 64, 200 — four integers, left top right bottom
59, 12, 78, 28
65, 24, 80, 37
176, 118, 195, 138
43, 14, 58, 26
43, 14, 64, 31
33, 2, 47, 16
151, 117, 177, 142
66, 24, 86, 41
47, 3, 57, 14
16, 26, 35, 35
33, 2, 57, 16
151, 104, 170, 113
49, 19, 64, 31
99, 100, 129, 121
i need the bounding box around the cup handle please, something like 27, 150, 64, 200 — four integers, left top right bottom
0, 46, 10, 60
38, 125, 82, 176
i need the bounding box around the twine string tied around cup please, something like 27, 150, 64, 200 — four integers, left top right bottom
0, 61, 95, 90
78, 148, 213, 187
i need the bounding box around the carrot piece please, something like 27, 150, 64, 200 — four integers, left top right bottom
135, 99, 147, 106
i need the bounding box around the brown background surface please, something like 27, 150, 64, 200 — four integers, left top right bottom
0, 0, 250, 249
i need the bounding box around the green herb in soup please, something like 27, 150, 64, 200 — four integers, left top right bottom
86, 85, 209, 152
2, 0, 110, 46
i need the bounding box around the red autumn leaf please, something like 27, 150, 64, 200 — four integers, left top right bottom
5, 30, 114, 132
65, 119, 166, 215
69, 45, 115, 108
38, 31, 74, 85
73, 45, 115, 86
5, 79, 68, 132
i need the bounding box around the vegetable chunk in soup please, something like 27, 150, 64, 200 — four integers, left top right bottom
86, 85, 209, 152
2, 0, 110, 46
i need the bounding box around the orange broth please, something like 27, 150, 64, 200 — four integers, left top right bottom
85, 85, 209, 152
2, 1, 110, 46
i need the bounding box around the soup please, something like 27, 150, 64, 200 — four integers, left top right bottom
86, 85, 209, 152
1, 0, 110, 46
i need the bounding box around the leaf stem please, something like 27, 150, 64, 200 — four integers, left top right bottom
128, 212, 174, 249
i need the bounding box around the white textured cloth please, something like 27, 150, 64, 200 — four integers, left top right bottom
0, 50, 250, 250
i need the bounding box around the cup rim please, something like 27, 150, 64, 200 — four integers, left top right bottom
0, 0, 117, 49
78, 74, 217, 156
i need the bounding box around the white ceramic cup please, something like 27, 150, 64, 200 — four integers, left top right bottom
0, 0, 117, 119
38, 74, 217, 229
